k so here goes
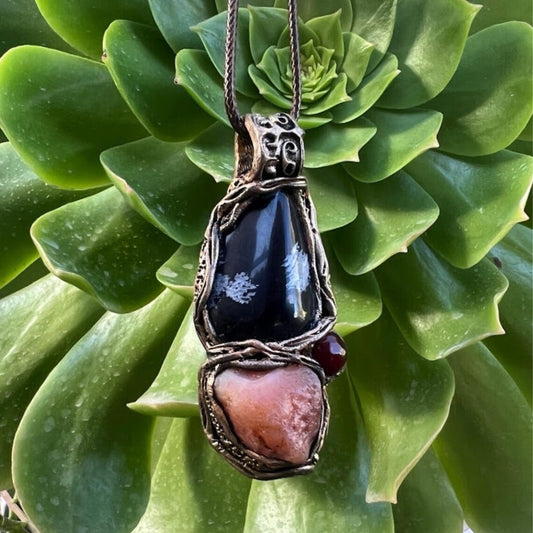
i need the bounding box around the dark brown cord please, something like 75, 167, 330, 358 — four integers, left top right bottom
224, 0, 301, 136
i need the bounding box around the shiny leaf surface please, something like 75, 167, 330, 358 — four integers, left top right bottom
101, 137, 226, 245
0, 143, 92, 287
326, 248, 382, 336
12, 290, 188, 533
379, 0, 478, 108
0, 46, 147, 189
331, 53, 400, 124
377, 240, 508, 360
305, 119, 376, 168
176, 49, 253, 126
407, 149, 533, 267
306, 166, 358, 232
0, 0, 75, 56
34, 0, 154, 59
341, 32, 374, 92
156, 245, 200, 299
249, 7, 291, 64
130, 305, 205, 418
133, 418, 251, 533
0, 276, 103, 488
31, 188, 177, 313
435, 343, 533, 533
344, 108, 442, 182
430, 22, 533, 156
279, 0, 353, 31
470, 0, 532, 34
103, 21, 213, 141
485, 224, 533, 405
194, 9, 257, 98
351, 0, 397, 66
185, 122, 235, 182
244, 374, 394, 532
148, 0, 217, 52
331, 171, 439, 274
393, 448, 463, 533
348, 312, 454, 503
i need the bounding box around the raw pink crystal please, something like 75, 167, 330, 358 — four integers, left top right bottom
214, 364, 323, 464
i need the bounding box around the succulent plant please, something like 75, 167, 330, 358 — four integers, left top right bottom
0, 0, 532, 532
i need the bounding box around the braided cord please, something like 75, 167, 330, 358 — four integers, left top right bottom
224, 0, 301, 135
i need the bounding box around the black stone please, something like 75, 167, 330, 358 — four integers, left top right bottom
207, 189, 319, 342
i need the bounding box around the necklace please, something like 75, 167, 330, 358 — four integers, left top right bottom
193, 0, 347, 480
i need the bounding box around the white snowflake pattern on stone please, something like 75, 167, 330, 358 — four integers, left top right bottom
213, 272, 258, 304
283, 243, 310, 293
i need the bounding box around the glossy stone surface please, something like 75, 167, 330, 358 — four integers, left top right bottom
214, 364, 323, 464
207, 190, 319, 342
311, 332, 347, 376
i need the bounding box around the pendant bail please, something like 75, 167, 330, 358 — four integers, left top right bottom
233, 112, 305, 188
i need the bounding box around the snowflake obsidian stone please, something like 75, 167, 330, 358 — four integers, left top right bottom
206, 189, 320, 342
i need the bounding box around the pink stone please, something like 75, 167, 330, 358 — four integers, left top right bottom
214, 364, 323, 464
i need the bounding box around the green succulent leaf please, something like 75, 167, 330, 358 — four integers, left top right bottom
305, 119, 376, 168
103, 21, 214, 142
249, 7, 291, 64
31, 188, 177, 313
130, 305, 205, 418
0, 259, 49, 300
435, 343, 533, 533
305, 11, 344, 65
393, 448, 464, 533
248, 64, 292, 110
217, 0, 275, 11
306, 166, 358, 232
379, 0, 479, 109
0, 46, 147, 189
305, 74, 351, 115
132, 418, 252, 533
0, 275, 103, 488
376, 240, 508, 360
344, 108, 442, 183
193, 9, 257, 98
34, 0, 155, 59
470, 0, 532, 34
176, 49, 253, 126
485, 224, 532, 405
185, 122, 235, 182
148, 0, 217, 52
156, 245, 200, 299
407, 149, 533, 268
275, 0, 353, 31
326, 249, 382, 336
0, 143, 94, 288
341, 32, 375, 92
244, 374, 394, 532
101, 137, 226, 246
12, 290, 187, 533
0, 0, 76, 56
331, 53, 400, 124
331, 171, 439, 274
430, 22, 533, 156
348, 312, 455, 503
351, 0, 397, 68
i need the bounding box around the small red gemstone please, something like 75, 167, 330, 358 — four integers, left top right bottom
311, 332, 347, 377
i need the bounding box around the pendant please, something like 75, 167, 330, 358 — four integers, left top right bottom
194, 113, 346, 480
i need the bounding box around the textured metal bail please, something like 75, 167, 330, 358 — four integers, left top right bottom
232, 112, 305, 190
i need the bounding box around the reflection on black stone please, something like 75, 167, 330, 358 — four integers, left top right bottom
207, 190, 319, 342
